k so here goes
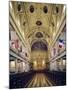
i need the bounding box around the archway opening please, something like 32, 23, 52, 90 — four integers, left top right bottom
31, 41, 48, 71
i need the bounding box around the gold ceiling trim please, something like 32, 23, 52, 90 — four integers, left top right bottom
27, 26, 51, 38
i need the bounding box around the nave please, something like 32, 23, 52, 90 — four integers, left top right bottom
9, 1, 66, 89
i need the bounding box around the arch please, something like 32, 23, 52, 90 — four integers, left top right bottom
31, 39, 48, 47
31, 41, 48, 51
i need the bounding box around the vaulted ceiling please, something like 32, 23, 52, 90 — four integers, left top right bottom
10, 1, 64, 48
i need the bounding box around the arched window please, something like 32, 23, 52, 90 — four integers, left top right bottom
43, 6, 48, 13
56, 6, 59, 13
30, 5, 34, 13
17, 3, 21, 12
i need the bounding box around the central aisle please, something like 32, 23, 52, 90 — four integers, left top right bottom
25, 73, 55, 88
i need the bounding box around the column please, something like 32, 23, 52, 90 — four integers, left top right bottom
15, 59, 18, 73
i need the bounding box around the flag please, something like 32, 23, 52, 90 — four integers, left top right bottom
59, 39, 64, 48
15, 39, 19, 49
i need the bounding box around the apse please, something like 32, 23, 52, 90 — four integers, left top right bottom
31, 41, 48, 51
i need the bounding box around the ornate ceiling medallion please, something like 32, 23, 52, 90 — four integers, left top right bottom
36, 21, 42, 26
36, 32, 43, 38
